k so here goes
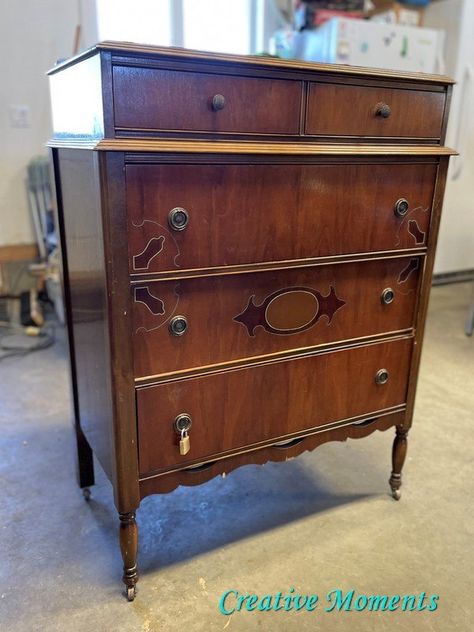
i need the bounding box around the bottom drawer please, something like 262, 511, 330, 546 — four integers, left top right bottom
139, 411, 406, 497
137, 337, 413, 475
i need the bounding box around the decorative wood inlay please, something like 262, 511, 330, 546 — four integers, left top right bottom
234, 286, 346, 337
132, 235, 165, 270
134, 286, 165, 316
408, 219, 426, 245
398, 258, 420, 284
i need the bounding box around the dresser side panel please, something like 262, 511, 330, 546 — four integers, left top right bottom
49, 53, 105, 141
55, 148, 115, 482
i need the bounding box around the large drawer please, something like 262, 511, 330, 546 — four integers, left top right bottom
136, 337, 413, 474
305, 82, 445, 140
132, 256, 421, 378
113, 66, 302, 135
127, 162, 436, 275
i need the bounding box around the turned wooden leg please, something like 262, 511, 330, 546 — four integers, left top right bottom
75, 425, 94, 499
119, 511, 139, 601
389, 425, 409, 501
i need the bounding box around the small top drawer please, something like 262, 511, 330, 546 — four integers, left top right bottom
113, 66, 302, 135
305, 82, 445, 140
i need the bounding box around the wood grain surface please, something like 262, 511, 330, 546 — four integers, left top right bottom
306, 83, 445, 139
132, 256, 421, 378
127, 162, 436, 275
136, 337, 413, 475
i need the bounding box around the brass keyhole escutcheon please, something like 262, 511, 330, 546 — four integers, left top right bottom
375, 369, 390, 385
394, 198, 409, 218
381, 288, 395, 305
168, 207, 189, 231
169, 315, 188, 336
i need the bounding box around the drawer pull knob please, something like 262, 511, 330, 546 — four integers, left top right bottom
394, 198, 409, 217
168, 207, 189, 231
375, 102, 391, 118
381, 288, 395, 305
169, 315, 188, 336
375, 369, 390, 385
211, 94, 226, 111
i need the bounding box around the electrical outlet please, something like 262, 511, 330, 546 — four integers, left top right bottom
9, 105, 31, 128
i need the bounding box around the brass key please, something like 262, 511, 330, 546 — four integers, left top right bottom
179, 429, 190, 456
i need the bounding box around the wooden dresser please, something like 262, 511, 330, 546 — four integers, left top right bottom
48, 42, 455, 600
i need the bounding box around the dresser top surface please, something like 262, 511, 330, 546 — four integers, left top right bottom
48, 40, 454, 85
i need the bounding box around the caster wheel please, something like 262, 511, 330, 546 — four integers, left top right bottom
82, 488, 91, 501
392, 489, 401, 501
126, 586, 136, 601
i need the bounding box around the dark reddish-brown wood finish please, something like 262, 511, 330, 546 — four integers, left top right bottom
139, 410, 406, 496
48, 43, 453, 600
137, 337, 413, 475
126, 162, 436, 274
132, 256, 421, 378
113, 66, 303, 135
306, 83, 446, 139
54, 149, 115, 481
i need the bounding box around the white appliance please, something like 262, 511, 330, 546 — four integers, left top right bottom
293, 17, 445, 74
424, 0, 474, 275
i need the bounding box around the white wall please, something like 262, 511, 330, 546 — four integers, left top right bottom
425, 0, 474, 274
0, 0, 98, 248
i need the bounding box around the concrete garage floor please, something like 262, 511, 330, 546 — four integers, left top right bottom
1, 283, 473, 632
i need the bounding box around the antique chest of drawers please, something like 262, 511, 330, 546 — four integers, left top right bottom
48, 42, 455, 600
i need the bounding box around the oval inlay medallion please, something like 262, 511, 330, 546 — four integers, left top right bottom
265, 290, 318, 331
234, 285, 346, 337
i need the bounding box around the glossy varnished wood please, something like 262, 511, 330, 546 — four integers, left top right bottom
54, 149, 114, 480
48, 138, 457, 154
127, 162, 436, 274
132, 256, 421, 378
139, 410, 406, 496
306, 82, 446, 139
99, 152, 140, 512
48, 44, 454, 599
50, 41, 454, 85
113, 66, 303, 135
136, 337, 413, 475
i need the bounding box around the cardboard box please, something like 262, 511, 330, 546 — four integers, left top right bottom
368, 1, 425, 27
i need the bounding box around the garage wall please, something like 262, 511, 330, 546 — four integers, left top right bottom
0, 0, 98, 248
425, 0, 474, 275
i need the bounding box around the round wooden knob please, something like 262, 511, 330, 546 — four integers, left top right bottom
394, 198, 409, 218
375, 369, 390, 385
169, 315, 188, 336
168, 207, 189, 231
211, 94, 225, 111
381, 288, 395, 305
375, 102, 391, 118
